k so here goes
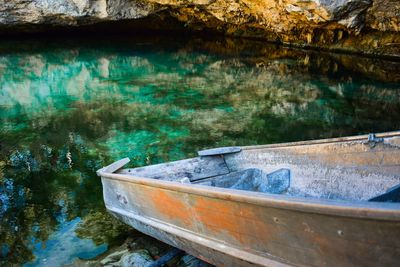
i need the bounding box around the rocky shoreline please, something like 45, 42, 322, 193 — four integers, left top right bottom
67, 234, 213, 267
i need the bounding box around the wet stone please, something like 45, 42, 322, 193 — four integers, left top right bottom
178, 255, 214, 267
68, 235, 214, 267
127, 236, 170, 258
100, 249, 129, 266
120, 249, 153, 267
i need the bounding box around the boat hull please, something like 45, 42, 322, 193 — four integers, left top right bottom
101, 174, 400, 267
107, 206, 286, 267
99, 132, 400, 266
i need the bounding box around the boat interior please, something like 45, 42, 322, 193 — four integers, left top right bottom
115, 134, 400, 203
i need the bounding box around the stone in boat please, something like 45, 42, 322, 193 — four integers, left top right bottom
97, 132, 400, 267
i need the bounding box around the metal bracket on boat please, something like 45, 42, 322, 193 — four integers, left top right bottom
97, 157, 130, 176
197, 146, 242, 157
366, 133, 384, 148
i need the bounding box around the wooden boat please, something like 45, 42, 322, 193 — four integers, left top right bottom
97, 131, 400, 267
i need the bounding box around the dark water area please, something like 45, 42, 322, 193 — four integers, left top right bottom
0, 35, 400, 266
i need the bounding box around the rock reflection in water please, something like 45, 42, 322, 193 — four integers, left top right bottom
0, 36, 399, 266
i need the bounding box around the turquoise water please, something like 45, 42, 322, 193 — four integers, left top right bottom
1, 36, 400, 266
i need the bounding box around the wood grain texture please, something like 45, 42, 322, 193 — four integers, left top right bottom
118, 156, 229, 182
198, 147, 242, 157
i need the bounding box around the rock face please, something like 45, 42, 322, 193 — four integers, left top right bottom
0, 0, 158, 25
0, 0, 399, 57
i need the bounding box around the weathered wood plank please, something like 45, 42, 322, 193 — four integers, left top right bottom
118, 156, 229, 182
198, 146, 242, 157
103, 158, 130, 174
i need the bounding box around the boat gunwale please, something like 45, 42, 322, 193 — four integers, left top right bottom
240, 130, 400, 150
99, 170, 400, 221
99, 131, 400, 221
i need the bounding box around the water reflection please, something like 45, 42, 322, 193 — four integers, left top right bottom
25, 217, 107, 267
0, 36, 399, 266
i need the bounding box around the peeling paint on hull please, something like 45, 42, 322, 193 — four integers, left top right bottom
99, 131, 400, 267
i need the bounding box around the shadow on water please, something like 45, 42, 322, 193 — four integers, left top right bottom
0, 35, 400, 266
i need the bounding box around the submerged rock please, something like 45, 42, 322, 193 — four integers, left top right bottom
178, 255, 214, 267
0, 0, 399, 57
120, 249, 153, 267
69, 234, 212, 267
100, 249, 129, 266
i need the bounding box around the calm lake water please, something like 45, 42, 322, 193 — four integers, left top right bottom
1, 36, 400, 266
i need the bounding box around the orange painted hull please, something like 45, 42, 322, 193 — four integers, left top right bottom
99, 132, 400, 266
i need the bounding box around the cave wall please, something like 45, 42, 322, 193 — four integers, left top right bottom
0, 0, 399, 57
